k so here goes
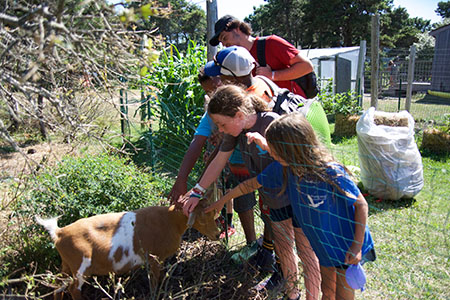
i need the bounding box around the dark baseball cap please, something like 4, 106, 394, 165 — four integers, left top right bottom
209, 15, 237, 46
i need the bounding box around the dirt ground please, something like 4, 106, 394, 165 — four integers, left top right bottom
1, 142, 76, 178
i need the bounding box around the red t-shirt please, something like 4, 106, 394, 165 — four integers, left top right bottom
250, 35, 306, 98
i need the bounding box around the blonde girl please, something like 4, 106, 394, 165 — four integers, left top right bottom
207, 112, 375, 300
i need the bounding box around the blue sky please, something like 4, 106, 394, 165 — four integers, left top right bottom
189, 0, 443, 24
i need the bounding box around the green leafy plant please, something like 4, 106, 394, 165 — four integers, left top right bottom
16, 154, 168, 224
3, 154, 170, 279
317, 79, 334, 115
333, 91, 362, 115
319, 82, 362, 116
437, 114, 450, 134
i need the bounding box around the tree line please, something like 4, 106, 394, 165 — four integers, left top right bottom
1, 0, 449, 151
152, 0, 450, 51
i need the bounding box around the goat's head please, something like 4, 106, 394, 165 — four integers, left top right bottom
187, 199, 220, 241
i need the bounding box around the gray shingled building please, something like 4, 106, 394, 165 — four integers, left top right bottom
430, 24, 450, 92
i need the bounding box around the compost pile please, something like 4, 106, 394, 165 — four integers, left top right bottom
373, 111, 409, 127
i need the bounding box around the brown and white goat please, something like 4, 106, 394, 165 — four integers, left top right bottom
36, 200, 220, 300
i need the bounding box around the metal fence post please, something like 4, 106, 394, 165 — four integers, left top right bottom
140, 89, 146, 130
119, 87, 129, 137
405, 45, 416, 112
145, 95, 154, 171
398, 78, 402, 111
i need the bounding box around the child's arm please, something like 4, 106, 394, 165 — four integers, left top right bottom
183, 150, 233, 216
204, 177, 262, 213
246, 132, 271, 154
345, 193, 369, 265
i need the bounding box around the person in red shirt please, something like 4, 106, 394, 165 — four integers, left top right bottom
210, 15, 314, 98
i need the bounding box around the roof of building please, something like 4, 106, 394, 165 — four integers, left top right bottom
299, 46, 360, 60
430, 23, 450, 37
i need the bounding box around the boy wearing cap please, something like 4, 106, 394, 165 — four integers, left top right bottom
209, 15, 314, 99
204, 45, 274, 101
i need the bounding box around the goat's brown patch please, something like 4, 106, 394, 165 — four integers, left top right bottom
113, 246, 123, 262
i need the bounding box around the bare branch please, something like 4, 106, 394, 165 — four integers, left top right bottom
0, 0, 162, 172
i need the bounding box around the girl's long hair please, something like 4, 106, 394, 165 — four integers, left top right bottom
208, 84, 269, 117
265, 113, 348, 195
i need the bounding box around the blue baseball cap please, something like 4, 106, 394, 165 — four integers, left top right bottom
346, 263, 367, 291
204, 46, 255, 77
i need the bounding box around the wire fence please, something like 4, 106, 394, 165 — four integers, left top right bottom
364, 47, 450, 118
117, 101, 449, 299
110, 45, 450, 300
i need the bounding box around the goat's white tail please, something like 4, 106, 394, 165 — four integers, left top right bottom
35, 216, 59, 241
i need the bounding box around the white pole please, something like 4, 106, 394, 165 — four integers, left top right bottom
370, 14, 380, 109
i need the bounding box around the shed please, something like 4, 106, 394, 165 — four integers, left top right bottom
430, 24, 450, 92
299, 46, 364, 95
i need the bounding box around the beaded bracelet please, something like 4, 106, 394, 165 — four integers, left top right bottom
189, 191, 202, 198
194, 183, 206, 194
192, 188, 204, 196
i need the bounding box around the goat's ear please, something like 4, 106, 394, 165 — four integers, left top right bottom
187, 211, 196, 228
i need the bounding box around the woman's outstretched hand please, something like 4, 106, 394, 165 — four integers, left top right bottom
204, 197, 226, 214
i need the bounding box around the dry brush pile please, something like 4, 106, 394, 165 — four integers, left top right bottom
3, 230, 270, 299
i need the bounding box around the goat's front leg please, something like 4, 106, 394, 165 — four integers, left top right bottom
67, 256, 91, 300
148, 254, 163, 288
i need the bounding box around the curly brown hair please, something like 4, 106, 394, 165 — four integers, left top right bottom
225, 19, 252, 36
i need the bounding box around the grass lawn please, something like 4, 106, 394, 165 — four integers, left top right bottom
351, 93, 450, 300
362, 92, 450, 123
332, 136, 449, 299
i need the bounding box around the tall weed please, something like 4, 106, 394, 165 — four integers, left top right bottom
137, 41, 206, 176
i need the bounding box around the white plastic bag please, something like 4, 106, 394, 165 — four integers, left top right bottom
356, 107, 423, 200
